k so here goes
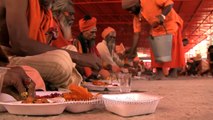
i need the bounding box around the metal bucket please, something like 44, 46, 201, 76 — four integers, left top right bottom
148, 34, 173, 62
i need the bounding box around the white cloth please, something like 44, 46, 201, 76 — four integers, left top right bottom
62, 45, 78, 52
8, 50, 82, 89
97, 40, 123, 67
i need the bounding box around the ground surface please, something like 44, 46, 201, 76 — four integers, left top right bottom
0, 76, 212, 120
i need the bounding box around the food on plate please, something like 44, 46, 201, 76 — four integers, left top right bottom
22, 96, 49, 103
111, 83, 119, 86
22, 85, 97, 103
92, 80, 109, 86
36, 93, 61, 99
22, 93, 62, 103
63, 84, 94, 101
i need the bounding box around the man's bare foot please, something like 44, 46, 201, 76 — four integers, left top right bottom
168, 68, 178, 78
148, 73, 165, 80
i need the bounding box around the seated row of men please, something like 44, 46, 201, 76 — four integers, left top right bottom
0, 0, 136, 100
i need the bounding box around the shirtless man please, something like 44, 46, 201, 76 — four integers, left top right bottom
0, 0, 102, 89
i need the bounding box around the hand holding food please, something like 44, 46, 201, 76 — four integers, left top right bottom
2, 67, 35, 100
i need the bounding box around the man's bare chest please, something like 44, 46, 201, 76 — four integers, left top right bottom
0, 0, 5, 19
0, 10, 9, 46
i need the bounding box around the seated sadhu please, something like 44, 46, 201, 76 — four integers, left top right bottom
50, 0, 78, 52
0, 0, 102, 90
96, 27, 123, 72
72, 15, 111, 80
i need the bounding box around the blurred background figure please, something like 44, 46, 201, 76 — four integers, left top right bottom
207, 45, 213, 77
73, 15, 110, 81
97, 27, 123, 72
122, 0, 185, 80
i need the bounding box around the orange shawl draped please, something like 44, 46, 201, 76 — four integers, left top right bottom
50, 19, 71, 48
27, 0, 53, 44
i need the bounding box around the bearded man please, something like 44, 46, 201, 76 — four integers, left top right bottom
96, 27, 123, 70
72, 16, 111, 80
50, 0, 77, 51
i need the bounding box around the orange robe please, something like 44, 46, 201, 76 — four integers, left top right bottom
28, 0, 71, 48
133, 0, 185, 68
72, 37, 100, 77
27, 0, 53, 43
51, 19, 71, 48
72, 39, 83, 54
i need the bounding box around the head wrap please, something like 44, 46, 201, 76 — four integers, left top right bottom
101, 27, 115, 39
79, 15, 97, 32
122, 0, 140, 9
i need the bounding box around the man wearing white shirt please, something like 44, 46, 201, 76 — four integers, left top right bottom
97, 27, 124, 69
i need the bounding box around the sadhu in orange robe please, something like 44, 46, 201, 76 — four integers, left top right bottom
133, 0, 185, 68
28, 0, 71, 48
28, 0, 53, 43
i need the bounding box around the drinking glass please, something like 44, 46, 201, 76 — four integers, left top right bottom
118, 73, 131, 93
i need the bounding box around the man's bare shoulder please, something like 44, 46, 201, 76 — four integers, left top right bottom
0, 0, 5, 25
2, 0, 27, 12
0, 0, 4, 6
0, 0, 28, 13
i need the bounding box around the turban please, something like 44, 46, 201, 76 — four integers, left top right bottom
101, 27, 115, 39
122, 0, 140, 9
79, 16, 97, 32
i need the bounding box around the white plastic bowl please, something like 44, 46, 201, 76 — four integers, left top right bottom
0, 91, 66, 115
1, 101, 66, 115
102, 93, 162, 117
65, 98, 102, 113
0, 93, 16, 112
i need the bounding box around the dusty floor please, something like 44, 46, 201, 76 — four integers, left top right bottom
0, 76, 213, 120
